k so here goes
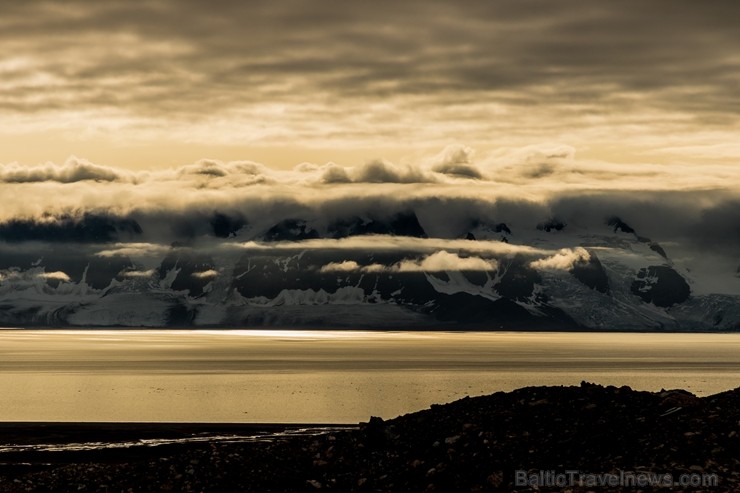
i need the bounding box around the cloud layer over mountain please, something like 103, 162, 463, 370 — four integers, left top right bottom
0, 145, 736, 300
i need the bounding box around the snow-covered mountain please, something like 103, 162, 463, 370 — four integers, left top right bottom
0, 212, 737, 331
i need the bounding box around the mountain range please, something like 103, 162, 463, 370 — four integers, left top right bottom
0, 210, 737, 331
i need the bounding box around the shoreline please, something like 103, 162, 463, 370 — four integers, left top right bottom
1, 326, 739, 333
0, 383, 737, 492
0, 422, 355, 444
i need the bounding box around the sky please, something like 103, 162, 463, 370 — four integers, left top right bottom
1, 0, 740, 170
0, 0, 738, 295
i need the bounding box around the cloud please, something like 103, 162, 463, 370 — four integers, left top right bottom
0, 156, 729, 292
238, 236, 546, 257
96, 243, 171, 258
395, 251, 498, 272
651, 143, 740, 160
320, 261, 390, 274
0, 269, 72, 284
175, 160, 270, 179
0, 146, 737, 224
0, 270, 20, 282
1, 0, 739, 161
320, 164, 352, 184
523, 144, 576, 162
0, 150, 734, 283
320, 261, 361, 273
0, 213, 142, 243
191, 269, 219, 280
529, 247, 591, 271
38, 271, 71, 282
481, 143, 577, 181
119, 269, 155, 278
0, 157, 129, 183
351, 159, 435, 184
428, 144, 482, 179
321, 251, 498, 273
317, 153, 484, 184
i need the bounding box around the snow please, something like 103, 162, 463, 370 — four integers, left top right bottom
0, 225, 737, 330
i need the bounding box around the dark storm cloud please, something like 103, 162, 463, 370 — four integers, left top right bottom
0, 213, 142, 243
2, 0, 739, 122
693, 199, 740, 252
547, 192, 740, 254
3, 184, 735, 260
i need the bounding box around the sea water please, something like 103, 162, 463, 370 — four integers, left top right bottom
0, 330, 737, 423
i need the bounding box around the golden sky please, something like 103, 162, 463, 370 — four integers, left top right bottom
1, 0, 740, 170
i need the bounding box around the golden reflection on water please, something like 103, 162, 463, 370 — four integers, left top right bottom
0, 331, 737, 423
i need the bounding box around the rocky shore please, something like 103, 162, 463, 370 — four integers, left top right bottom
0, 382, 738, 492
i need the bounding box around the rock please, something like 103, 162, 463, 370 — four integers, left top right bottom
444, 435, 460, 445
306, 479, 322, 489
487, 472, 504, 487
324, 446, 335, 459
362, 416, 387, 447
631, 265, 690, 307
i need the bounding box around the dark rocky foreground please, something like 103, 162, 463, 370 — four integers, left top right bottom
0, 383, 738, 492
